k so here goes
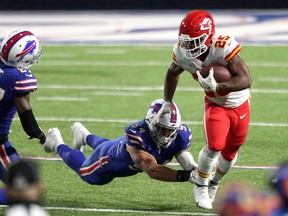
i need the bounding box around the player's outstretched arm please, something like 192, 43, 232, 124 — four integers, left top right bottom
164, 62, 184, 102
154, 62, 184, 121
126, 144, 192, 182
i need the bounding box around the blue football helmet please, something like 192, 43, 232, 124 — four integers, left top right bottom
145, 99, 181, 148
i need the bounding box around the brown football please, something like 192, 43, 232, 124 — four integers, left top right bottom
200, 64, 232, 83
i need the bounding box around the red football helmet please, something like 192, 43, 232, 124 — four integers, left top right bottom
178, 10, 215, 59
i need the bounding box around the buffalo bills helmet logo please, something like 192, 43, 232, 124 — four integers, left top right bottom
16, 40, 36, 63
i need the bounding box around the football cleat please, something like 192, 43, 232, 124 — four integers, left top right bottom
72, 122, 90, 151
208, 180, 220, 203
193, 185, 212, 210
43, 128, 63, 153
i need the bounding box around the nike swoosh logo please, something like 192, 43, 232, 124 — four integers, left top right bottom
240, 113, 247, 119
25, 74, 33, 77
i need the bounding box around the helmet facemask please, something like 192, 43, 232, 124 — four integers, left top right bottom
145, 99, 181, 149
152, 119, 179, 148
178, 33, 209, 59
24, 44, 42, 68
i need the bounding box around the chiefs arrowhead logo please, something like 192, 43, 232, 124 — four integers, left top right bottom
200, 18, 212, 31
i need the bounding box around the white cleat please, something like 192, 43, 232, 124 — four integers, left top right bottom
43, 128, 64, 153
72, 122, 90, 151
193, 185, 212, 210
208, 181, 220, 203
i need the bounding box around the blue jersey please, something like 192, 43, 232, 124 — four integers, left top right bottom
0, 63, 37, 135
125, 120, 192, 165
77, 120, 192, 185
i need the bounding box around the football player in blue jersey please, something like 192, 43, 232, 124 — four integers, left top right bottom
0, 30, 46, 204
44, 99, 198, 186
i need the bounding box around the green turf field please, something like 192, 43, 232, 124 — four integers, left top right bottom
0, 45, 287, 215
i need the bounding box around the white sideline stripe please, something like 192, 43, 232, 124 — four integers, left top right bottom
39, 84, 288, 94
22, 156, 277, 170
14, 117, 288, 127
0, 206, 217, 216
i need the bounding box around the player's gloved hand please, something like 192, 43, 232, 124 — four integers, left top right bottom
152, 100, 172, 125
177, 169, 198, 182
28, 128, 46, 145
189, 169, 198, 184
160, 101, 172, 114
197, 67, 218, 92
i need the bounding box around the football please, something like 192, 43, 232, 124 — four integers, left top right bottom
200, 64, 232, 83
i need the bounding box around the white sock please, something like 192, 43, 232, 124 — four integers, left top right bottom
197, 147, 220, 186
212, 153, 238, 184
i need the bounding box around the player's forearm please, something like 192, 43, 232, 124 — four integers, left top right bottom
145, 165, 178, 181
164, 73, 179, 102
18, 110, 43, 138
145, 164, 192, 183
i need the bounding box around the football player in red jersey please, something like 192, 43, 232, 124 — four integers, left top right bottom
158, 10, 252, 209
0, 30, 46, 204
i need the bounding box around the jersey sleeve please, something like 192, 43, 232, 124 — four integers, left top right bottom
172, 43, 179, 64
223, 35, 241, 62
213, 35, 241, 63
14, 70, 37, 95
125, 123, 147, 151
174, 124, 192, 152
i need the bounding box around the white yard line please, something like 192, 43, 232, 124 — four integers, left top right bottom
37, 97, 88, 101
38, 84, 288, 94
21, 156, 278, 170
0, 206, 218, 215
38, 60, 288, 68
45, 207, 219, 215
13, 117, 288, 127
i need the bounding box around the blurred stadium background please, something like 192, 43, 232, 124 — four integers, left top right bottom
1, 0, 288, 10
